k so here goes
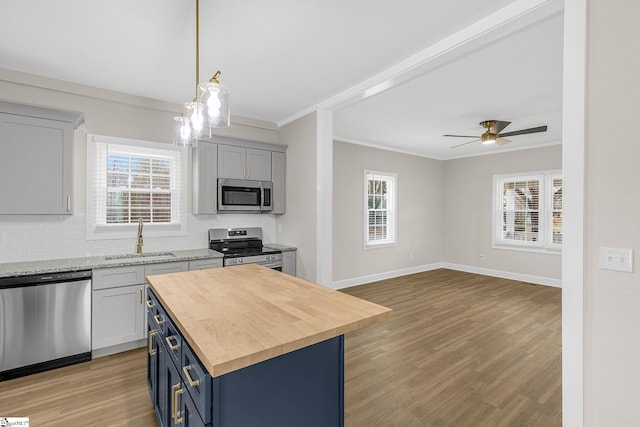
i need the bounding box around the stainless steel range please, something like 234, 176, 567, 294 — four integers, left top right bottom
209, 227, 282, 270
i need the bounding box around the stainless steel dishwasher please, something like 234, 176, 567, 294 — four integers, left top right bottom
0, 270, 92, 381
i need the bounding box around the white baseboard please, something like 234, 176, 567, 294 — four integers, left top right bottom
331, 262, 444, 289
332, 262, 561, 289
442, 263, 562, 288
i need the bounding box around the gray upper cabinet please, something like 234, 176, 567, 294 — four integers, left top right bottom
192, 141, 217, 214
271, 151, 286, 214
218, 144, 271, 181
0, 102, 83, 215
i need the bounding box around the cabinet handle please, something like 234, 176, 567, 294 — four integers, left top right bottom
171, 383, 182, 423
148, 330, 157, 356
182, 364, 200, 387
145, 300, 155, 309
175, 388, 184, 424
139, 287, 143, 304
166, 335, 179, 351
66, 196, 71, 212
154, 314, 165, 325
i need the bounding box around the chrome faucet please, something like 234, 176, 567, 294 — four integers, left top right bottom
136, 218, 144, 254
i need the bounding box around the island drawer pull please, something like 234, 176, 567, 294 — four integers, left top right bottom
182, 365, 200, 387
171, 383, 182, 423
166, 335, 179, 351
175, 388, 184, 424
148, 330, 157, 356
145, 300, 155, 309
154, 314, 165, 325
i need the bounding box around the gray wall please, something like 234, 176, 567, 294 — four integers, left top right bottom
276, 112, 318, 281
443, 145, 562, 281
0, 69, 280, 261
332, 140, 444, 283
585, 1, 640, 423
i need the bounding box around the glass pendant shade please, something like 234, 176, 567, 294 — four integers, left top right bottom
184, 100, 211, 139
198, 79, 230, 128
172, 116, 194, 147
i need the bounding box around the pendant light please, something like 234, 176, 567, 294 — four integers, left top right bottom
173, 0, 230, 147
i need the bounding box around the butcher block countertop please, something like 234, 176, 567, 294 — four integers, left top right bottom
146, 264, 392, 377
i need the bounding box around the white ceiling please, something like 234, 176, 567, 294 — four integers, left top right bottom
0, 0, 563, 159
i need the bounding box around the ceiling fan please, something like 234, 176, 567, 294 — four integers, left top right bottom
443, 120, 548, 149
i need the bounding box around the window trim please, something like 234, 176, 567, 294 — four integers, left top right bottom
363, 170, 397, 249
492, 169, 562, 255
86, 134, 188, 240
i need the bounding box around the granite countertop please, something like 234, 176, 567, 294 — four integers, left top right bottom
263, 244, 297, 252
146, 264, 391, 377
0, 249, 223, 278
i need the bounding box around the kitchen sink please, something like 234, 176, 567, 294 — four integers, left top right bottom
103, 252, 176, 261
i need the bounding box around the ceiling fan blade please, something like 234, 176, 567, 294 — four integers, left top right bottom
443, 134, 481, 138
488, 120, 511, 134
499, 125, 548, 138
495, 138, 511, 146
451, 139, 480, 149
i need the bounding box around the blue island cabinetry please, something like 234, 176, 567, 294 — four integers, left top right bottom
146, 288, 345, 427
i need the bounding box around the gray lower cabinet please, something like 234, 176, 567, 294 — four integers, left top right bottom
282, 251, 296, 276
0, 111, 80, 214
92, 265, 146, 351
92, 261, 189, 356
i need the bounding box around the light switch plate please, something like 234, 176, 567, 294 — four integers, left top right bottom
599, 247, 633, 272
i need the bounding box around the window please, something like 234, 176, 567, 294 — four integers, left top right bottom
87, 134, 187, 239
364, 170, 397, 248
493, 170, 562, 253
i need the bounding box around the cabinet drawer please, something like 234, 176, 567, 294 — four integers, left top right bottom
181, 343, 212, 424
146, 290, 167, 337
145, 261, 188, 277
93, 265, 145, 290
188, 259, 222, 270
164, 316, 182, 367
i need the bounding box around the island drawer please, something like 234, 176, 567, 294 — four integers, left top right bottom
181, 342, 213, 424
146, 292, 167, 337
164, 315, 182, 367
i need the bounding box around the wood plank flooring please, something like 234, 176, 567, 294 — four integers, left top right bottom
341, 269, 561, 426
0, 269, 561, 426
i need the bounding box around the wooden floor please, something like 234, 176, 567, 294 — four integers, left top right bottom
0, 269, 561, 426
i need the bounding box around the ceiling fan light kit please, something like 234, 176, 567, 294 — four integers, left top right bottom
173, 0, 230, 148
444, 119, 547, 149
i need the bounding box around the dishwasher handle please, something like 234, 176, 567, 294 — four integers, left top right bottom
0, 270, 92, 289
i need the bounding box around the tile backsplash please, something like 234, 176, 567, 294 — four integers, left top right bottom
0, 213, 276, 263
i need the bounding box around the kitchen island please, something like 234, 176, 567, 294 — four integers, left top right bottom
145, 264, 391, 427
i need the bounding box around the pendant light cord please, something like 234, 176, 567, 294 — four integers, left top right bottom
195, 0, 200, 99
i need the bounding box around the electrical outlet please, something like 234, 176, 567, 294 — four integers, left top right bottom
479, 253, 485, 261
599, 247, 633, 272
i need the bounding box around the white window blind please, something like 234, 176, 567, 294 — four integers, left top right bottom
493, 170, 562, 253
87, 134, 187, 239
364, 170, 397, 248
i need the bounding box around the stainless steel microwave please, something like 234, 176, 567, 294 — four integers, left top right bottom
217, 178, 273, 212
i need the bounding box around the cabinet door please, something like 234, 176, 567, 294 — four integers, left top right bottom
192, 141, 217, 214
147, 313, 162, 413
271, 151, 286, 214
0, 113, 73, 214
282, 251, 297, 276
92, 284, 145, 349
246, 148, 271, 180
217, 144, 246, 179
